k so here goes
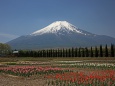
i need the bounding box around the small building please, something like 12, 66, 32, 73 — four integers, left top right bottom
13, 51, 19, 57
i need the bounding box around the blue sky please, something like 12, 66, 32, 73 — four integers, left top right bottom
0, 0, 115, 43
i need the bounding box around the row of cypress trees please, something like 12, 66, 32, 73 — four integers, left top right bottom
18, 44, 115, 57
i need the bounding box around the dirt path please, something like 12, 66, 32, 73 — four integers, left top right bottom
0, 74, 47, 86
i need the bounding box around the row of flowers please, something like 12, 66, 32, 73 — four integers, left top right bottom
55, 61, 115, 69
73, 62, 115, 69
0, 66, 70, 77
45, 70, 115, 86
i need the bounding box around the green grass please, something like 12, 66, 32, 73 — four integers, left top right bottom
0, 57, 115, 62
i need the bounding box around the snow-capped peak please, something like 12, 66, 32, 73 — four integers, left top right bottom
31, 21, 88, 36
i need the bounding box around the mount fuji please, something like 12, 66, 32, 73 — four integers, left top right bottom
30, 21, 92, 36
7, 21, 115, 49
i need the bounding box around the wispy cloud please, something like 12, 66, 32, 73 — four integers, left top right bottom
0, 33, 19, 43
0, 33, 18, 39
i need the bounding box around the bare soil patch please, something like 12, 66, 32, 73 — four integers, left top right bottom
0, 74, 47, 86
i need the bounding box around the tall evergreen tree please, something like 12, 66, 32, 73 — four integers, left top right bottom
57, 48, 59, 57
90, 47, 93, 57
37, 51, 40, 57
39, 50, 42, 57
58, 49, 60, 57
110, 44, 114, 57
100, 45, 103, 57
78, 48, 81, 57
34, 51, 38, 57
62, 48, 65, 57
19, 50, 23, 57
65, 49, 68, 57
75, 48, 78, 57
52, 49, 54, 57
82, 48, 85, 57
95, 46, 98, 57
44, 50, 47, 57
68, 48, 71, 57
105, 44, 108, 57
48, 49, 50, 57
46, 49, 48, 57
71, 47, 74, 57
55, 49, 57, 57
50, 49, 53, 57
85, 47, 89, 57
60, 49, 63, 57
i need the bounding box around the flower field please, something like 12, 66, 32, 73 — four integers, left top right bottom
0, 59, 115, 86
45, 70, 115, 86
0, 66, 69, 77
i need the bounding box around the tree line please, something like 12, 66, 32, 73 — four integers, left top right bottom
18, 44, 115, 57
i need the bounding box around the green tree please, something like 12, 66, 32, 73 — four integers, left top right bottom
105, 44, 108, 57
71, 47, 74, 57
65, 49, 68, 57
110, 44, 114, 57
85, 47, 89, 57
46, 50, 49, 57
90, 47, 93, 57
62, 48, 65, 57
82, 48, 85, 57
68, 48, 71, 57
95, 46, 98, 57
75, 48, 78, 57
57, 49, 60, 57
100, 45, 103, 57
0, 43, 11, 56
78, 48, 81, 57
55, 49, 58, 57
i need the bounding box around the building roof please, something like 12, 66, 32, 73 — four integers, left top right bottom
13, 51, 19, 53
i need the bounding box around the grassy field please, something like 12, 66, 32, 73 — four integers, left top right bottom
0, 57, 115, 62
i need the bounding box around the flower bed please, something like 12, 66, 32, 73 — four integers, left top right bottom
0, 66, 69, 77
45, 70, 115, 86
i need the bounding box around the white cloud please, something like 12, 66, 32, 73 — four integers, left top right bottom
0, 33, 18, 38
0, 33, 19, 43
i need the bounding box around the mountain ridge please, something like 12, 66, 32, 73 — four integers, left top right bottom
7, 21, 115, 49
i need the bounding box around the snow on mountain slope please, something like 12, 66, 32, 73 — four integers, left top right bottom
7, 21, 115, 49
31, 21, 92, 36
